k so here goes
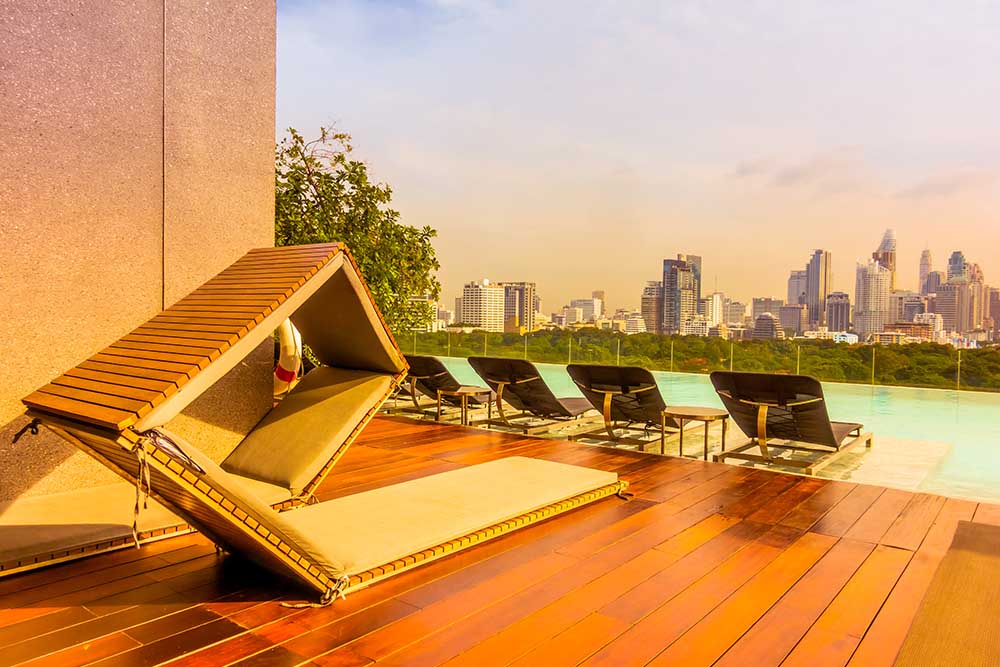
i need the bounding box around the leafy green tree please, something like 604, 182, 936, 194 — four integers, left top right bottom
275, 127, 441, 333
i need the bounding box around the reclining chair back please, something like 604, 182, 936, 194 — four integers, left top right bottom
467, 357, 567, 418
566, 364, 671, 426
709, 371, 839, 448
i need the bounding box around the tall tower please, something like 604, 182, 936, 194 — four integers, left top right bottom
805, 250, 832, 327
787, 269, 808, 306
919, 248, 932, 295
662, 256, 697, 334
854, 260, 892, 338
872, 229, 897, 290
948, 251, 968, 282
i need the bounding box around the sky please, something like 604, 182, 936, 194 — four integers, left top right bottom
277, 0, 1000, 313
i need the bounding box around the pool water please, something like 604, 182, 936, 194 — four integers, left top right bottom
439, 357, 1000, 503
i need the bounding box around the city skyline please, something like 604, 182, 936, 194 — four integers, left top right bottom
278, 2, 1000, 310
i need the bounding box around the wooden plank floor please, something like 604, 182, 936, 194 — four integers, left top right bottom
0, 415, 993, 666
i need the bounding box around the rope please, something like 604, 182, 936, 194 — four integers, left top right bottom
11, 418, 41, 443
130, 438, 153, 548
280, 575, 351, 608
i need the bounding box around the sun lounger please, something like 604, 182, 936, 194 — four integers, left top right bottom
402, 355, 495, 422
3, 243, 405, 575
467, 357, 600, 434
12, 243, 627, 601
565, 364, 683, 452
709, 371, 872, 475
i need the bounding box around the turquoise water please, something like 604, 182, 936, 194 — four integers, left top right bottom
439, 357, 1000, 502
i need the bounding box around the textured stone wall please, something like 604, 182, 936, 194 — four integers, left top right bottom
0, 0, 276, 502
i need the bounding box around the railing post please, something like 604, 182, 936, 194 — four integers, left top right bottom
871, 345, 876, 386
446, 331, 451, 357
568, 336, 573, 364
523, 333, 528, 360
670, 340, 674, 372
730, 341, 734, 371
616, 338, 621, 366
484, 332, 488, 356
796, 345, 801, 375
957, 348, 962, 390
412, 331, 416, 355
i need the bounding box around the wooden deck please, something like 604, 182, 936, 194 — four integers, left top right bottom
1, 415, 995, 666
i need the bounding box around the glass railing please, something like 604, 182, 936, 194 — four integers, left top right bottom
403, 330, 999, 393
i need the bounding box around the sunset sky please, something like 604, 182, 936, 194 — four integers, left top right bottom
277, 1, 1000, 312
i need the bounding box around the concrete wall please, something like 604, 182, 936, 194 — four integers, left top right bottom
0, 0, 276, 502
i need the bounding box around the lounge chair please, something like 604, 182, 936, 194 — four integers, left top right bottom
12, 243, 627, 600
402, 354, 494, 423
467, 357, 600, 434
565, 364, 683, 453
3, 243, 404, 575
709, 371, 873, 475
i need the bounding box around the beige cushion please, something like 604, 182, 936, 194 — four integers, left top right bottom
283, 456, 618, 575
0, 483, 181, 565
146, 428, 347, 575
221, 367, 394, 495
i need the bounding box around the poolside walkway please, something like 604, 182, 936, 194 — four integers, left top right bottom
0, 415, 994, 666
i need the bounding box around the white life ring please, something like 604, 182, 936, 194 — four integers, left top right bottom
274, 319, 303, 398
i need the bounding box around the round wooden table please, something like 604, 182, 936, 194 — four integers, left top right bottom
436, 386, 493, 426
661, 406, 729, 460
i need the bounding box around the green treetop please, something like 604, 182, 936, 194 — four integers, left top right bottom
275, 127, 441, 333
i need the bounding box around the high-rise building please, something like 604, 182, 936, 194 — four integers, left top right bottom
640, 281, 663, 334
751, 297, 784, 320
686, 255, 703, 304
497, 281, 537, 333
778, 304, 808, 335
569, 297, 602, 323
925, 270, 945, 295
989, 288, 1000, 337
968, 263, 987, 331
935, 281, 974, 333
854, 260, 892, 338
872, 229, 897, 290
702, 292, 725, 326
662, 256, 698, 334
890, 291, 925, 324
752, 313, 785, 340
919, 248, 933, 295
787, 270, 808, 306
591, 290, 606, 318
948, 251, 968, 282
825, 292, 851, 332
459, 279, 505, 332
806, 250, 833, 326
725, 300, 748, 326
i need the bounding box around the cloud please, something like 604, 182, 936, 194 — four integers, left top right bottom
895, 169, 997, 200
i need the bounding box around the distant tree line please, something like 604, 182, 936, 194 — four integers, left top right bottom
408, 328, 1000, 392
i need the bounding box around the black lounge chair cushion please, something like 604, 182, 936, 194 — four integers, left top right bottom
566, 364, 678, 427
467, 357, 592, 420
405, 355, 492, 406
710, 371, 863, 450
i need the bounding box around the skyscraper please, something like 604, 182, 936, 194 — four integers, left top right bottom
569, 297, 602, 322
925, 271, 944, 295
497, 281, 537, 332
948, 251, 968, 282
662, 256, 698, 334
591, 290, 606, 318
751, 297, 785, 320
459, 279, 505, 332
854, 260, 892, 338
686, 255, 703, 304
872, 229, 897, 290
805, 250, 832, 327
640, 281, 663, 334
787, 269, 808, 306
825, 292, 851, 332
935, 281, 974, 333
919, 248, 932, 295
989, 288, 1000, 337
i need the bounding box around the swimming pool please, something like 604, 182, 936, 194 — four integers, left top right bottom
438, 356, 1000, 503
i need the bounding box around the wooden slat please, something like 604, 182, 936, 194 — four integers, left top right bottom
110, 339, 225, 359
140, 321, 249, 335
95, 352, 204, 375
132, 327, 240, 342
36, 384, 151, 415
65, 367, 177, 394
80, 359, 191, 385
51, 375, 165, 402
22, 391, 135, 430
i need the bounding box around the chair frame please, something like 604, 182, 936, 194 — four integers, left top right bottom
712, 390, 873, 475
